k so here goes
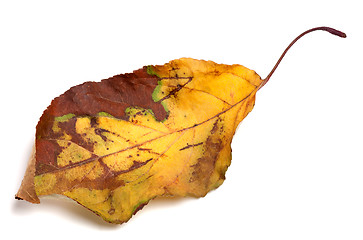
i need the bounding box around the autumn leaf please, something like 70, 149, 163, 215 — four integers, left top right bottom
17, 58, 262, 223
16, 27, 346, 224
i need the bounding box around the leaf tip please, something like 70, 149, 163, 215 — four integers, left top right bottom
16, 146, 40, 204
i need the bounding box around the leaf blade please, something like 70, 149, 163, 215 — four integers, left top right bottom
17, 58, 263, 223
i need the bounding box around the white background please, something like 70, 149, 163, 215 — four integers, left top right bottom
1, 0, 362, 239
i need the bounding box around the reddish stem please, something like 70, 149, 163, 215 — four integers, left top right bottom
258, 27, 346, 90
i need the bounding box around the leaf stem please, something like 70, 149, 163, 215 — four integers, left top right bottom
258, 27, 346, 90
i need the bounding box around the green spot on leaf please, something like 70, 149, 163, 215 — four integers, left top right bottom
55, 114, 75, 122
146, 65, 160, 78
97, 112, 115, 118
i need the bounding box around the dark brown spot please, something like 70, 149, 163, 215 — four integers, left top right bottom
138, 147, 151, 151
90, 117, 98, 128
94, 128, 109, 142
108, 208, 115, 215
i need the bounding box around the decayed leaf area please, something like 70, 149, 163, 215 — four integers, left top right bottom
17, 58, 262, 223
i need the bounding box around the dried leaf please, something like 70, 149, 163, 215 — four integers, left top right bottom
17, 58, 261, 223
16, 27, 346, 224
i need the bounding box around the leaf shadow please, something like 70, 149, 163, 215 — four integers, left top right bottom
12, 194, 196, 228
144, 195, 192, 211
12, 196, 120, 229
14, 139, 34, 189
130, 195, 196, 222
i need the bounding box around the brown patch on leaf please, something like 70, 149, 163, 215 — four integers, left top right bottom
59, 118, 95, 152
189, 119, 223, 187
67, 164, 126, 191
35, 139, 62, 175
36, 67, 165, 138
35, 117, 97, 176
